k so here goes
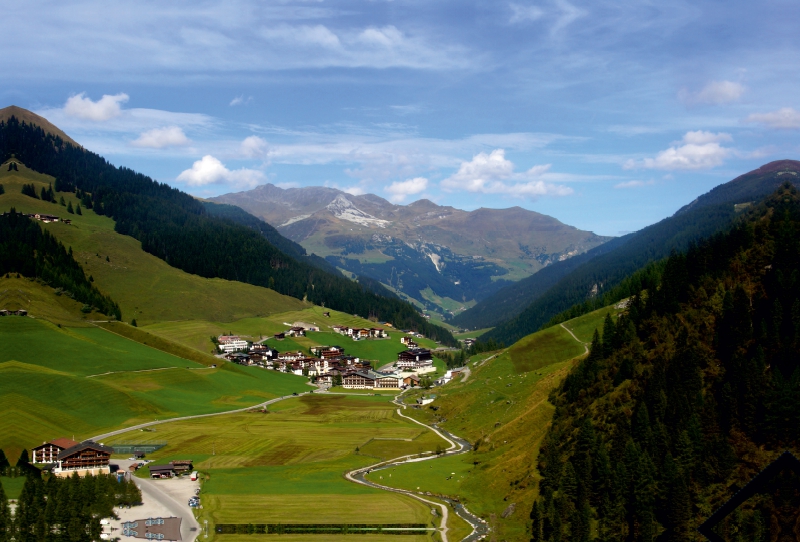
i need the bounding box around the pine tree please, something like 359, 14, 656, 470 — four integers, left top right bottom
67, 201, 74, 214
59, 196, 66, 206
0, 184, 4, 195
76, 203, 82, 215
0, 479, 9, 542
602, 312, 616, 358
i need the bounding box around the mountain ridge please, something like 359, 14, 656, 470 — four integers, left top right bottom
211, 183, 611, 315
467, 159, 800, 343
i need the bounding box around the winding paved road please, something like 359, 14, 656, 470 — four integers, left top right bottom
93, 389, 488, 541
345, 397, 489, 542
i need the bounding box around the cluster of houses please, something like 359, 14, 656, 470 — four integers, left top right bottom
31, 438, 114, 477
0, 309, 28, 316
216, 330, 439, 390
331, 325, 389, 340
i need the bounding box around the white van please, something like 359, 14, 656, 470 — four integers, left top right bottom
190, 471, 198, 481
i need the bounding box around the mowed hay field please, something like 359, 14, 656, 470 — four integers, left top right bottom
0, 164, 307, 325
108, 394, 447, 540
374, 308, 615, 541
0, 317, 306, 456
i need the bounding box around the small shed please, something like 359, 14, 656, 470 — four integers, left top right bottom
148, 464, 175, 479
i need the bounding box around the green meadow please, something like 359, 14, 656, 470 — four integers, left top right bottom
370, 307, 615, 541
107, 394, 450, 540
0, 316, 306, 456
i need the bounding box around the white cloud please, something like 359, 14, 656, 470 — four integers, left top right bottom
131, 126, 190, 148
240, 136, 269, 159
441, 149, 572, 197
64, 92, 129, 121
624, 131, 732, 170
343, 186, 367, 196
177, 155, 264, 188
745, 107, 800, 129
230, 95, 253, 106
509, 4, 545, 23
614, 180, 654, 189
385, 177, 428, 202
679, 81, 745, 105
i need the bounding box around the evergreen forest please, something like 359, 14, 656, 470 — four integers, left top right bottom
0, 470, 141, 542
0, 117, 456, 345
531, 184, 800, 541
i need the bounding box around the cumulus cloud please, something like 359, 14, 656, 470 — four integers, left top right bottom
64, 92, 129, 121
679, 81, 745, 105
615, 180, 654, 189
744, 107, 800, 129
441, 149, 572, 197
240, 136, 269, 159
343, 185, 367, 196
385, 177, 428, 203
177, 155, 264, 188
624, 131, 732, 171
131, 126, 190, 148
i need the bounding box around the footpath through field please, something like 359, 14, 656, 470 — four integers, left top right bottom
560, 322, 589, 355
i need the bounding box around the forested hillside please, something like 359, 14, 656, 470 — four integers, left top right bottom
530, 184, 800, 541
0, 210, 120, 319
0, 115, 455, 345
473, 160, 800, 345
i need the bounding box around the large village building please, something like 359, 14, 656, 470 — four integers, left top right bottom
396, 348, 433, 370
342, 370, 402, 389
217, 335, 248, 353
51, 441, 114, 477
31, 438, 79, 464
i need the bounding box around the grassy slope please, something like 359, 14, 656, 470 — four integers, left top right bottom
108, 394, 449, 541
366, 308, 616, 541
0, 316, 306, 457
0, 163, 307, 325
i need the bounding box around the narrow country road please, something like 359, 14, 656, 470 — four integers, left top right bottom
345, 397, 489, 542
560, 322, 589, 355
93, 389, 487, 541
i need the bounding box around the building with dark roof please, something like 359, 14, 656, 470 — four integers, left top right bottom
53, 440, 114, 477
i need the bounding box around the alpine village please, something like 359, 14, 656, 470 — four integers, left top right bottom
2, 14, 800, 541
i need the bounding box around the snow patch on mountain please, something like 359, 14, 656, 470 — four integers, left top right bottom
280, 214, 312, 227
326, 195, 390, 228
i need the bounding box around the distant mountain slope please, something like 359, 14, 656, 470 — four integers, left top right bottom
211, 184, 611, 315
471, 160, 800, 344
0, 109, 456, 344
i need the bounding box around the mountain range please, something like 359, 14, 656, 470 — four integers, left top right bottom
210, 185, 611, 316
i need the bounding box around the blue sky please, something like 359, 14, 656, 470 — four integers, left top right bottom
3, 0, 800, 236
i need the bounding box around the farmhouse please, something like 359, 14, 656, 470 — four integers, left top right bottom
278, 351, 304, 362
287, 326, 306, 337
274, 332, 285, 340
122, 517, 182, 541
369, 328, 388, 338
403, 374, 420, 387
52, 440, 114, 477
217, 335, 248, 353
32, 438, 79, 464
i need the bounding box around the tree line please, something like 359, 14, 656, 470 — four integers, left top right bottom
530, 184, 800, 541
0, 117, 456, 346
0, 210, 120, 319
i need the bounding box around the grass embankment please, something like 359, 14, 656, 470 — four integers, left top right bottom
367, 307, 619, 541
0, 317, 305, 457
0, 164, 306, 325
108, 394, 453, 541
